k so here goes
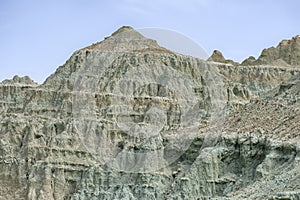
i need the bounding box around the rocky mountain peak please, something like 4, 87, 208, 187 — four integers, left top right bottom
111, 25, 141, 38
208, 50, 225, 61
81, 26, 171, 54
207, 50, 239, 66
42, 26, 174, 88
242, 34, 300, 66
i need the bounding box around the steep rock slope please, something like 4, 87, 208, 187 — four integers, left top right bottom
0, 26, 299, 199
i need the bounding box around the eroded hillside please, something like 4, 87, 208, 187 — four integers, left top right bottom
0, 26, 299, 199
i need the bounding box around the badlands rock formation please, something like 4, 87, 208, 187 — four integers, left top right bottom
207, 50, 239, 66
0, 26, 299, 199
241, 35, 300, 67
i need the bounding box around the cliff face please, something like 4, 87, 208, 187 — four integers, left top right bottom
0, 26, 300, 199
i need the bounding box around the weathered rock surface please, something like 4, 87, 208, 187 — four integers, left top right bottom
241, 35, 300, 67
0, 26, 300, 199
207, 50, 239, 66
1, 75, 37, 85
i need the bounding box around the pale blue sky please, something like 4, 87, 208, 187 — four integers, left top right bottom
1, 0, 299, 83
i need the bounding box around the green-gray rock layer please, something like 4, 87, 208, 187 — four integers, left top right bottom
0, 26, 300, 199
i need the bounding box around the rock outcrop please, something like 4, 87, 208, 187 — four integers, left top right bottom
207, 50, 239, 66
0, 26, 300, 199
241, 35, 300, 67
1, 75, 37, 85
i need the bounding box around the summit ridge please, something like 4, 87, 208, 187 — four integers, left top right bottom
81, 25, 171, 54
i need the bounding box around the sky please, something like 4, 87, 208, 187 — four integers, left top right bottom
0, 0, 299, 83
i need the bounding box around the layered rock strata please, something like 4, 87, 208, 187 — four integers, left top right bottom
0, 26, 299, 199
